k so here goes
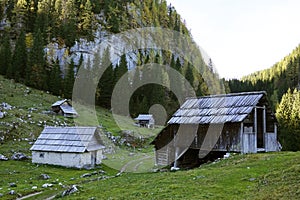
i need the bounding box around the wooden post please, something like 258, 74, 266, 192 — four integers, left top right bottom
254, 107, 257, 153
240, 122, 244, 153
263, 106, 266, 150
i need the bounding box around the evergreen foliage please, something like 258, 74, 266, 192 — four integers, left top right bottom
276, 89, 300, 151
0, 0, 216, 123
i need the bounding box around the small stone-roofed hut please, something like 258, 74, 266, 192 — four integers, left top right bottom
151, 91, 280, 167
51, 99, 78, 118
134, 114, 155, 128
30, 126, 105, 168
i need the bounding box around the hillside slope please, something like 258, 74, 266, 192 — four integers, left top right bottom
228, 44, 300, 108
0, 151, 298, 199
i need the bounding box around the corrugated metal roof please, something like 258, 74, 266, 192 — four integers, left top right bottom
30, 127, 104, 153
52, 99, 68, 107
60, 105, 78, 115
168, 91, 266, 124
134, 114, 154, 121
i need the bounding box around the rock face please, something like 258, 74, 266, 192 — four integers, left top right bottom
11, 152, 29, 160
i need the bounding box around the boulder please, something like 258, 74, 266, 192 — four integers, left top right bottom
8, 190, 15, 195
0, 154, 8, 161
40, 174, 50, 180
11, 152, 29, 160
62, 185, 78, 197
42, 183, 53, 188
1, 102, 12, 110
80, 173, 91, 178
0, 111, 4, 119
9, 183, 17, 187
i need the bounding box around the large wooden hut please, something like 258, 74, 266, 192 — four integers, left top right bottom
30, 127, 105, 168
151, 91, 280, 167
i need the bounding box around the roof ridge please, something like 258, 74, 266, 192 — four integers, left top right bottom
186, 91, 266, 100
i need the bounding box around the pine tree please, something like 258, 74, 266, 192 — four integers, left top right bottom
49, 58, 62, 95
184, 62, 194, 97
97, 48, 114, 108
114, 54, 128, 84
79, 0, 94, 39
63, 58, 76, 98
276, 88, 300, 151
27, 29, 47, 89
0, 33, 12, 76
11, 30, 27, 81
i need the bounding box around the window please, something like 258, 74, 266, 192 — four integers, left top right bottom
39, 153, 44, 158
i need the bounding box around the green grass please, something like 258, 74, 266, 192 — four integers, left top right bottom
62, 152, 300, 200
1, 152, 299, 199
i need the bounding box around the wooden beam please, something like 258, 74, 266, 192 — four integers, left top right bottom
263, 105, 266, 150
254, 107, 257, 153
240, 122, 244, 153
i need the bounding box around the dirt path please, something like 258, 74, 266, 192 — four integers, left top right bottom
17, 191, 43, 200
119, 155, 151, 173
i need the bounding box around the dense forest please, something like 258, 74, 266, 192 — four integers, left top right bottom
0, 0, 221, 124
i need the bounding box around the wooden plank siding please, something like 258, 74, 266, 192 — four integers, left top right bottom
151, 91, 280, 167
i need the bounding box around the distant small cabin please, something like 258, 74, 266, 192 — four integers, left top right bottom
151, 91, 281, 167
134, 114, 155, 128
30, 126, 105, 169
51, 99, 78, 118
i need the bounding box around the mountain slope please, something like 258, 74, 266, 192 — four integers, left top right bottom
228, 44, 300, 108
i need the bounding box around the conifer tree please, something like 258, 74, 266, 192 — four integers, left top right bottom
49, 58, 62, 95
63, 58, 76, 98
97, 48, 114, 108
27, 29, 47, 89
276, 88, 300, 151
0, 33, 12, 76
11, 30, 27, 81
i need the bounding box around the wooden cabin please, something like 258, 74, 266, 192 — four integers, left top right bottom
51, 99, 78, 118
134, 114, 155, 128
151, 91, 280, 167
30, 127, 105, 168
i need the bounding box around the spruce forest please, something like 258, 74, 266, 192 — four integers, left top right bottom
0, 0, 299, 151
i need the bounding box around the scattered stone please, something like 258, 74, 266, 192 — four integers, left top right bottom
40, 174, 50, 180
8, 190, 15, 195
80, 173, 91, 178
193, 175, 205, 180
170, 166, 180, 171
0, 193, 3, 197
32, 186, 37, 190
98, 170, 105, 174
1, 102, 12, 110
0, 154, 8, 161
58, 182, 65, 187
11, 152, 29, 160
223, 153, 230, 159
42, 183, 53, 188
0, 111, 4, 119
115, 172, 122, 177
249, 178, 256, 182
61, 185, 78, 197
9, 183, 17, 187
